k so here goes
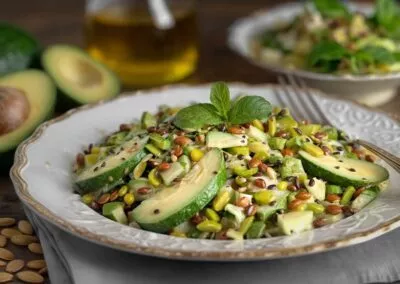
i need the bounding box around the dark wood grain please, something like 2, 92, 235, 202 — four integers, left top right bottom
0, 1, 399, 283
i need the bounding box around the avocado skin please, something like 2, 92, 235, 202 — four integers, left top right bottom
136, 151, 227, 233
0, 23, 40, 76
300, 156, 389, 187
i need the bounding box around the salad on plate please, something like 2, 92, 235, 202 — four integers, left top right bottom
73, 82, 389, 240
253, 0, 400, 75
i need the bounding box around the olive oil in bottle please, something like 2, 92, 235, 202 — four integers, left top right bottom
85, 1, 198, 87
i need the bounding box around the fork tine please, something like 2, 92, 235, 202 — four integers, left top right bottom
286, 74, 321, 123
295, 77, 332, 126
277, 76, 303, 121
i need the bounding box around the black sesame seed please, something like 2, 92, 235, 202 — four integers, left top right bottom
154, 209, 160, 214
101, 161, 106, 167
121, 157, 126, 161
269, 201, 277, 206
94, 166, 99, 172
306, 138, 312, 142
333, 151, 341, 155
309, 178, 315, 186
294, 128, 303, 135
241, 140, 245, 143
362, 178, 367, 180
242, 135, 246, 139
213, 171, 218, 175
348, 168, 356, 172
339, 160, 344, 163
238, 154, 244, 160
337, 146, 344, 151
334, 166, 340, 169
267, 184, 277, 190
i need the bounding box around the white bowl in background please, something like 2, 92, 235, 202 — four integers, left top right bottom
228, 2, 400, 107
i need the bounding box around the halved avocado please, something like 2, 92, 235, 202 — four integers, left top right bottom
0, 70, 56, 173
131, 148, 226, 233
41, 44, 120, 108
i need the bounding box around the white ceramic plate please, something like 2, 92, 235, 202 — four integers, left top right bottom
11, 84, 400, 261
227, 2, 400, 106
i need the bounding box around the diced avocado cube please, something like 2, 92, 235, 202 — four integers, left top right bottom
351, 187, 379, 211
149, 133, 171, 150
246, 221, 266, 239
84, 154, 99, 167
277, 115, 298, 130
224, 204, 246, 224
277, 211, 313, 235
326, 184, 343, 195
145, 144, 162, 156
246, 125, 269, 143
248, 141, 270, 155
102, 202, 128, 225
160, 162, 185, 185
141, 111, 157, 129
322, 126, 338, 140
280, 157, 306, 179
268, 137, 287, 150
178, 155, 191, 174
305, 178, 326, 201
206, 131, 248, 148
268, 150, 283, 164
106, 132, 128, 146
299, 124, 321, 136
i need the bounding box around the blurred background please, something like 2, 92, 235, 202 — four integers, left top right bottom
0, 0, 313, 86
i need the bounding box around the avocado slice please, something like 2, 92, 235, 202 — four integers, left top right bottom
41, 44, 120, 108
246, 125, 268, 143
75, 136, 148, 194
206, 131, 248, 148
159, 162, 185, 185
131, 148, 226, 233
0, 70, 56, 172
277, 211, 314, 235
351, 187, 379, 212
102, 202, 128, 225
305, 178, 326, 201
299, 150, 389, 187
0, 24, 40, 76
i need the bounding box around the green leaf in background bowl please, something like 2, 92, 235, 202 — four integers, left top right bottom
312, 0, 350, 18
308, 41, 348, 72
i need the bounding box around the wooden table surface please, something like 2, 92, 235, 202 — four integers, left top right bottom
0, 0, 399, 282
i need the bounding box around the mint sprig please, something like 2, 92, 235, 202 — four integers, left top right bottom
174, 82, 272, 130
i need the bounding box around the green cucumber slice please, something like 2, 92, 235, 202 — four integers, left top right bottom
131, 148, 226, 233
75, 136, 148, 194
299, 150, 389, 187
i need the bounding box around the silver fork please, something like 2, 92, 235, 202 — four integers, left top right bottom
274, 74, 400, 172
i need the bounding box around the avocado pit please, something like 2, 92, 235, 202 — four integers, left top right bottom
0, 86, 30, 135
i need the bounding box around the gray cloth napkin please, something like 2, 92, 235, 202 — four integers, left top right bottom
24, 206, 400, 284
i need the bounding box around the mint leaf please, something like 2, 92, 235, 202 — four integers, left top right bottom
174, 103, 223, 129
210, 82, 230, 119
228, 96, 272, 125
360, 46, 395, 64
376, 0, 397, 27
308, 41, 348, 72
313, 0, 350, 18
